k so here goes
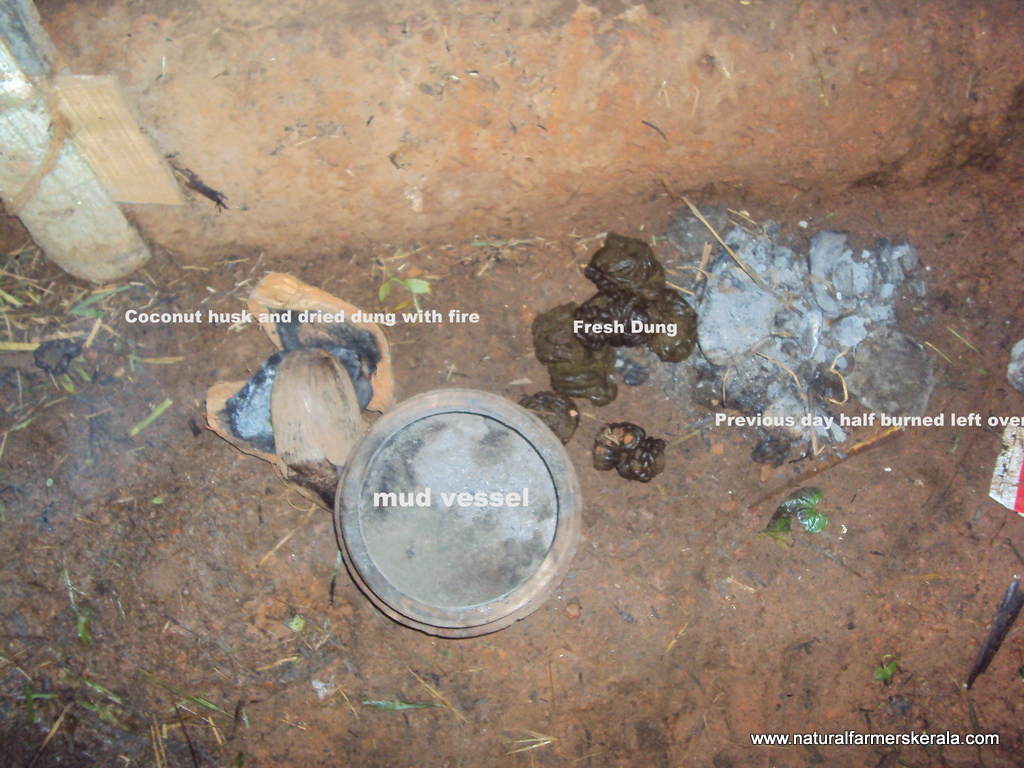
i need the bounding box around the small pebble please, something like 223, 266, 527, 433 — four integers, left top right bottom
614, 355, 649, 386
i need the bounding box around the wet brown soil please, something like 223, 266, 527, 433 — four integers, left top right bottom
3, 1, 1024, 766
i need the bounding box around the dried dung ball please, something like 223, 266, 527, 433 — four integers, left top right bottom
519, 391, 580, 444
593, 423, 666, 482
597, 422, 647, 450
593, 422, 647, 471
592, 442, 620, 471
616, 436, 666, 483
33, 338, 81, 375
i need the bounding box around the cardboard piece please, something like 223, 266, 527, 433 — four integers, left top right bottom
990, 426, 1024, 515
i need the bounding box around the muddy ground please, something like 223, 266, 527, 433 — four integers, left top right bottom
3, 0, 1024, 766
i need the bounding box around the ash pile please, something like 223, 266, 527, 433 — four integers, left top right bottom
667, 206, 932, 465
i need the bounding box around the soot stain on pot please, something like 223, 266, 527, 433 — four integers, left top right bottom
472, 419, 516, 464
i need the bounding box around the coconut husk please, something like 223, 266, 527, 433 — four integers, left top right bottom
270, 348, 362, 467
206, 355, 366, 507
248, 272, 394, 411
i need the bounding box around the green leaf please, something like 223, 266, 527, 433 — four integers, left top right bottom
798, 510, 829, 534
378, 279, 395, 303
402, 278, 431, 294
21, 684, 56, 725
362, 699, 441, 711
140, 671, 229, 715
77, 613, 92, 646
0, 287, 24, 307
285, 615, 306, 633
874, 655, 899, 682
762, 487, 826, 543
23, 683, 35, 724
761, 509, 793, 546
874, 661, 898, 681
11, 417, 36, 432
77, 700, 130, 731
128, 398, 173, 437
69, 286, 131, 317
69, 676, 125, 706
779, 487, 823, 518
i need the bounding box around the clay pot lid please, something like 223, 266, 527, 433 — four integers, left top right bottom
335, 389, 581, 637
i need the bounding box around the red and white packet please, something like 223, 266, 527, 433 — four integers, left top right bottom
990, 426, 1024, 515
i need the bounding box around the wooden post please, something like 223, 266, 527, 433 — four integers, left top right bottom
0, 0, 151, 282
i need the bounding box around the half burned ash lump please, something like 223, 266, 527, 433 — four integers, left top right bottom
666, 206, 930, 464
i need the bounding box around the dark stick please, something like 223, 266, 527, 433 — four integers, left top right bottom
965, 579, 1024, 689
641, 120, 667, 140
174, 703, 202, 768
